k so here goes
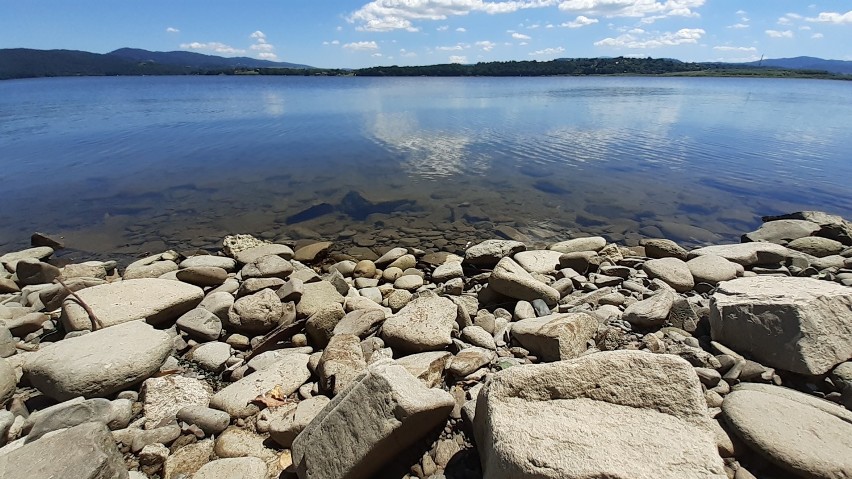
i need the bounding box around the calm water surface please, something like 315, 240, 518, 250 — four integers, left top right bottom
1, 76, 850, 260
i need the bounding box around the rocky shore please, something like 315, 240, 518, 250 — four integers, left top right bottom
0, 210, 851, 479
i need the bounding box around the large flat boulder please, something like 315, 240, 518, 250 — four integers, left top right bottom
25, 321, 172, 401
488, 257, 560, 306
0, 422, 128, 479
209, 353, 310, 418
710, 276, 852, 375
510, 313, 598, 362
742, 219, 820, 244
381, 295, 455, 353
473, 350, 725, 479
291, 361, 454, 479
464, 240, 526, 267
61, 278, 204, 331
722, 384, 852, 478
688, 242, 789, 266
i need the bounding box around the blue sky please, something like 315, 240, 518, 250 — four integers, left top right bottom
1, 1, 850, 68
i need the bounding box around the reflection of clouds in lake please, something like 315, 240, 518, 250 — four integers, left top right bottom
262, 92, 285, 117
368, 112, 489, 179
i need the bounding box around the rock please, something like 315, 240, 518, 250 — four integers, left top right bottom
353, 260, 377, 278
209, 353, 310, 418
317, 334, 367, 396
643, 257, 694, 293
0, 327, 14, 358
180, 255, 237, 271
513, 250, 563, 274
305, 303, 346, 348
558, 251, 596, 274
25, 321, 171, 401
269, 395, 330, 448
688, 243, 789, 266
832, 362, 852, 409
394, 351, 452, 388
548, 236, 606, 254
710, 276, 852, 375
2, 312, 48, 337
432, 261, 463, 282
176, 307, 223, 342
31, 232, 64, 249
0, 422, 127, 479
293, 241, 333, 263
332, 309, 386, 338
489, 257, 560, 306
375, 247, 408, 266
0, 359, 13, 407
189, 341, 232, 372
0, 246, 53, 267
139, 443, 169, 475
461, 325, 497, 350
786, 236, 845, 258
176, 266, 229, 287
226, 288, 284, 334
240, 255, 293, 279
233, 244, 294, 265
0, 278, 19, 294
163, 439, 215, 479
291, 361, 455, 479
14, 258, 61, 286
381, 295, 456, 353
61, 263, 107, 280
296, 280, 344, 318
742, 219, 820, 244
125, 259, 179, 280
143, 375, 212, 429
722, 386, 852, 479
177, 405, 231, 436
510, 313, 598, 362
641, 238, 688, 260
464, 240, 526, 267
60, 278, 204, 331
214, 427, 277, 460
447, 347, 495, 377
24, 397, 114, 442
686, 255, 738, 285
194, 457, 267, 479
394, 274, 424, 291
473, 350, 724, 479
387, 254, 416, 270
623, 290, 676, 329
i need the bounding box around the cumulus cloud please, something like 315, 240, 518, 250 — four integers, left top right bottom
248, 31, 278, 60
765, 29, 794, 38
806, 11, 852, 24
812, 32, 824, 39
558, 0, 704, 19
475, 40, 497, 51
560, 15, 598, 28
727, 23, 748, 29
257, 52, 278, 59
449, 55, 468, 63
457, 27, 467, 31
594, 28, 704, 48
343, 41, 380, 51
436, 43, 468, 50
713, 45, 757, 52
529, 46, 565, 56
512, 32, 531, 39
166, 27, 180, 33
437, 25, 450, 31
400, 48, 418, 57
180, 42, 246, 55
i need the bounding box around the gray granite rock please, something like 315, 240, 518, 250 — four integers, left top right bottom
209, 353, 310, 418
511, 313, 598, 362
465, 240, 526, 267
176, 307, 223, 342
643, 257, 694, 293
226, 288, 283, 334
489, 257, 560, 306
381, 295, 456, 353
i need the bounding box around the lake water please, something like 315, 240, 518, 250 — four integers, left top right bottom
1, 75, 850, 261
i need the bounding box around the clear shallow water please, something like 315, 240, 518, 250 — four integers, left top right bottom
0, 76, 850, 260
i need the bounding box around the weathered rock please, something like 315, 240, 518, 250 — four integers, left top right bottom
318, 334, 367, 396
24, 397, 114, 442
394, 274, 424, 291
296, 280, 344, 318
176, 307, 223, 342
786, 236, 845, 258
177, 406, 231, 436
473, 350, 724, 479
513, 250, 563, 274
61, 278, 203, 331
209, 353, 310, 418
432, 261, 463, 282
623, 290, 676, 329
742, 219, 820, 244
163, 439, 215, 479
0, 422, 128, 479
0, 327, 14, 358
180, 255, 237, 271
510, 313, 598, 362
190, 341, 232, 372
269, 395, 331, 448
291, 361, 455, 479
0, 246, 53, 267
226, 288, 283, 334
548, 237, 606, 254
643, 257, 694, 293
214, 427, 277, 460
332, 309, 386, 338
143, 375, 212, 429
240, 254, 293, 279
14, 258, 61, 286
447, 347, 495, 377
489, 257, 560, 306
465, 240, 526, 267
2, 312, 48, 337
232, 244, 294, 265
125, 259, 179, 280
688, 243, 789, 266
61, 263, 108, 280
461, 325, 497, 350
25, 321, 172, 401
722, 385, 852, 479
641, 238, 688, 260
293, 241, 333, 263
394, 351, 452, 388
305, 303, 345, 348
375, 247, 408, 266
194, 457, 267, 479
381, 295, 456, 353
710, 276, 852, 375
686, 254, 738, 285
176, 266, 229, 287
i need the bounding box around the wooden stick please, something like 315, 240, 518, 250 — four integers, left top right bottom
55, 277, 103, 330
245, 318, 307, 362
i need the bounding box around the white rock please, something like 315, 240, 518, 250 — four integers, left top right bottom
548, 237, 606, 254
510, 313, 598, 362
688, 242, 789, 266
488, 257, 560, 306
381, 295, 456, 353
643, 257, 694, 293
193, 457, 267, 479
512, 250, 563, 274
209, 353, 310, 418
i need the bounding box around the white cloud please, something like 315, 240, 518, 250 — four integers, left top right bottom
777, 17, 792, 25
250, 43, 274, 52
806, 11, 852, 24
449, 55, 468, 63
512, 32, 531, 39
713, 45, 757, 52
546, 23, 555, 28
257, 52, 278, 60
799, 25, 812, 30
728, 23, 749, 29
400, 48, 418, 57
594, 28, 705, 48
735, 9, 746, 15
812, 32, 824, 39
436, 44, 467, 50
343, 41, 380, 51
558, 0, 704, 19
561, 15, 598, 28
765, 29, 794, 38
166, 27, 180, 33
437, 25, 450, 31
180, 42, 246, 55
476, 40, 497, 51
251, 31, 267, 42
456, 27, 467, 32
529, 46, 565, 56
372, 53, 383, 57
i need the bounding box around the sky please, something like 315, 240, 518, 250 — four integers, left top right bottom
1, 1, 850, 68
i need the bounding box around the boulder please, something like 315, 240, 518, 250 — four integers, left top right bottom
710, 276, 852, 375
296, 280, 344, 318
291, 361, 455, 479
209, 353, 310, 418
24, 397, 114, 442
688, 243, 788, 267
61, 278, 203, 331
510, 313, 598, 362
548, 237, 606, 254
432, 261, 463, 282
686, 254, 738, 285
14, 258, 61, 286
0, 359, 15, 407
0, 422, 128, 479
240, 255, 293, 279
464, 240, 526, 267
623, 290, 676, 329
641, 239, 688, 260
25, 321, 172, 401
722, 385, 852, 478
381, 295, 456, 353
180, 255, 237, 271
447, 347, 495, 377
332, 309, 386, 338
142, 375, 212, 429
742, 219, 820, 244
226, 288, 284, 334
293, 241, 333, 263
488, 257, 560, 306
643, 257, 694, 293
473, 350, 725, 479
176, 308, 223, 342
317, 334, 367, 396
512, 250, 563, 274
176, 266, 228, 287
786, 236, 845, 258
231, 244, 294, 265
269, 395, 331, 448
193, 457, 267, 479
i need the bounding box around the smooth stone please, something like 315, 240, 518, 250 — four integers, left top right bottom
213, 427, 277, 460
0, 247, 54, 266
464, 240, 526, 267
61, 263, 107, 280
180, 255, 237, 271
643, 257, 694, 293
124, 260, 179, 280
375, 247, 408, 266
623, 290, 676, 329
393, 274, 424, 291
332, 309, 386, 338
432, 261, 463, 282
394, 351, 452, 388
710, 276, 852, 375
742, 219, 820, 244
489, 257, 560, 306
176, 266, 228, 287
25, 321, 172, 401
14, 258, 61, 286
686, 254, 738, 285
24, 397, 114, 442
511, 312, 598, 362
387, 254, 416, 270
548, 236, 606, 254
189, 341, 232, 372
193, 457, 267, 479
688, 243, 789, 266
461, 325, 497, 350
305, 303, 346, 348
557, 251, 596, 274
787, 236, 845, 258
381, 295, 456, 353
269, 395, 331, 448
226, 288, 283, 334
296, 280, 344, 318
232, 243, 294, 264
176, 308, 223, 342
60, 278, 204, 331
237, 277, 285, 297
641, 238, 688, 260
512, 250, 563, 274
293, 241, 333, 263
352, 260, 377, 278
176, 406, 231, 436
142, 375, 212, 429
240, 254, 293, 279
447, 347, 495, 377
209, 353, 310, 418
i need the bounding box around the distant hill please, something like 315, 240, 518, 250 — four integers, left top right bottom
741, 56, 852, 75
107, 48, 313, 70
0, 47, 313, 80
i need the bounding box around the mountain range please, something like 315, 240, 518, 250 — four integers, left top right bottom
741, 56, 852, 75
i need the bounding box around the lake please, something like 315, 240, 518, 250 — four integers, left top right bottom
1, 75, 850, 261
